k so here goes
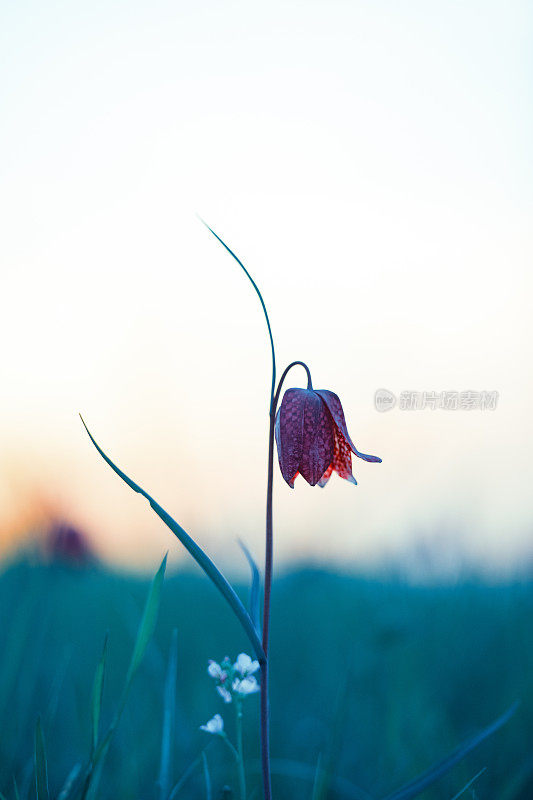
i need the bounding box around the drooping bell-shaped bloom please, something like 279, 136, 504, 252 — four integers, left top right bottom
275, 388, 381, 488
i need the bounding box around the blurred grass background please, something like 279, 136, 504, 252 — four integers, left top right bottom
0, 556, 531, 799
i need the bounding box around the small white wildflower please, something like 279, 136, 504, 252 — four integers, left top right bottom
216, 685, 233, 704
232, 676, 260, 697
199, 714, 224, 735
233, 653, 260, 677
207, 660, 225, 680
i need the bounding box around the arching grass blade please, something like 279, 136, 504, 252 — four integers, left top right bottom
125, 553, 167, 688
199, 218, 277, 406
80, 416, 265, 664
381, 701, 519, 800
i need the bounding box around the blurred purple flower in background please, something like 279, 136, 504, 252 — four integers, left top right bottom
47, 521, 94, 566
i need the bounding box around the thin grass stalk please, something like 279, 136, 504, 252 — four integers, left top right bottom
158, 629, 178, 800
201, 752, 212, 800
235, 700, 247, 800
168, 744, 213, 800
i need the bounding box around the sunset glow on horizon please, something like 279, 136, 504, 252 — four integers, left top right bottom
1, 0, 531, 575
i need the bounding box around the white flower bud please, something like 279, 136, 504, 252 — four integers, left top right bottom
216, 685, 233, 704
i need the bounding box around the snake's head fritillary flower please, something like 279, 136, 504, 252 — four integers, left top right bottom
200, 714, 225, 735
275, 388, 381, 488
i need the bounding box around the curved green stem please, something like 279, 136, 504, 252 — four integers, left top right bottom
261, 360, 313, 800
199, 219, 276, 407
221, 735, 240, 763
201, 228, 314, 800
201, 221, 278, 800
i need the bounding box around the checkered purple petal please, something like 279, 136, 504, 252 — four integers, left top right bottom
299, 391, 335, 486
315, 389, 382, 463
275, 388, 307, 487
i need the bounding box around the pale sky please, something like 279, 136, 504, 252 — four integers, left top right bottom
1, 0, 532, 574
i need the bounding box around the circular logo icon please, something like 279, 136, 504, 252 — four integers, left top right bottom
374, 388, 396, 412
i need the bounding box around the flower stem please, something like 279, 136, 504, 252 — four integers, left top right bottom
235, 701, 247, 800
221, 735, 239, 762
262, 360, 313, 800
199, 222, 314, 800
201, 222, 276, 800
260, 410, 276, 800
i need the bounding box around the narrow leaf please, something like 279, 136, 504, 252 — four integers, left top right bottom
57, 763, 83, 800
238, 539, 261, 633
80, 417, 265, 664
91, 635, 108, 755
84, 757, 105, 800
126, 554, 167, 688
199, 219, 277, 405
82, 557, 168, 800
450, 767, 487, 800
381, 701, 519, 800
263, 759, 373, 800
34, 717, 49, 800
158, 629, 178, 800
311, 753, 324, 800
168, 745, 213, 800
201, 752, 212, 800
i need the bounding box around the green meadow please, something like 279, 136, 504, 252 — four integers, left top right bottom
0, 558, 531, 799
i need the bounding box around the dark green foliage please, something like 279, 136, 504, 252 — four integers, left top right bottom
90, 637, 107, 757
1, 560, 532, 799
34, 718, 49, 800
158, 629, 178, 800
